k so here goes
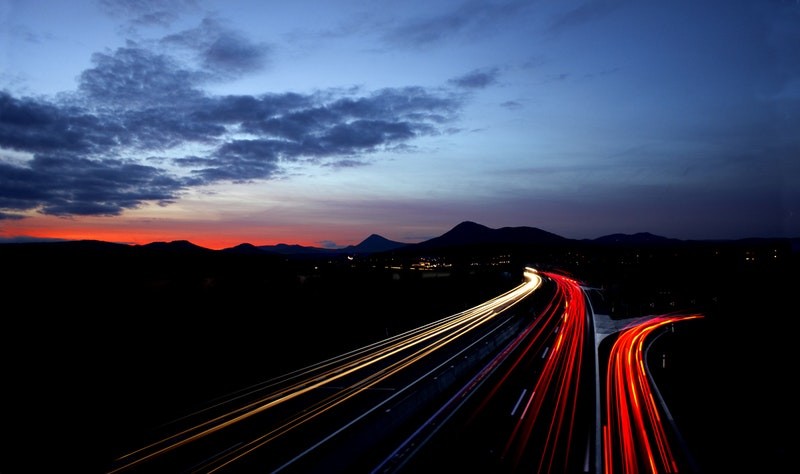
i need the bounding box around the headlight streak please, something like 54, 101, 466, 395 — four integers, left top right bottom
114, 309, 497, 473
217, 305, 506, 473
370, 274, 549, 473
381, 270, 587, 473
109, 268, 543, 473
602, 313, 703, 474
277, 299, 537, 474
267, 270, 543, 474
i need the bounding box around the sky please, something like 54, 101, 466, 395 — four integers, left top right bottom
1, 0, 798, 249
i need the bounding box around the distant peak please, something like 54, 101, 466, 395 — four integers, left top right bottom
349, 233, 407, 253
142, 240, 211, 252
441, 221, 493, 238
221, 242, 272, 254
452, 221, 489, 230
362, 233, 387, 241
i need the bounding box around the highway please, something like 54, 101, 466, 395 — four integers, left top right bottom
106, 267, 702, 474
376, 271, 595, 473
108, 268, 544, 473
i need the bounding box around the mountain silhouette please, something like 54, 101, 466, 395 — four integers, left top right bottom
5, 221, 793, 259
406, 221, 568, 252
140, 239, 214, 254
246, 222, 568, 256
253, 233, 407, 255
221, 242, 271, 255
340, 234, 408, 253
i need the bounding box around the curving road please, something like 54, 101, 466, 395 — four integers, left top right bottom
602, 313, 703, 474
108, 269, 544, 473
106, 267, 702, 474
382, 270, 596, 473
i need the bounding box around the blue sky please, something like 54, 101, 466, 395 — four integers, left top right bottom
1, 0, 798, 249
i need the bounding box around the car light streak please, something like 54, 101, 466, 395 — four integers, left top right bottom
279, 305, 529, 474
109, 269, 542, 473
375, 270, 591, 474
602, 313, 703, 474
498, 272, 588, 473
370, 279, 559, 473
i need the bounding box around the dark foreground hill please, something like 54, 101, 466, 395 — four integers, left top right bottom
1, 222, 796, 473
1, 235, 523, 473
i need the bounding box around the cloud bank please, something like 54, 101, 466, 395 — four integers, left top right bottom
0, 18, 465, 220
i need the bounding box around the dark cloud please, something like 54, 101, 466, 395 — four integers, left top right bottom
185, 87, 458, 181
119, 105, 227, 149
203, 34, 268, 75
0, 42, 462, 219
79, 43, 204, 106
321, 119, 415, 150
0, 154, 182, 216
190, 139, 284, 183
162, 17, 270, 77
448, 68, 500, 89
382, 0, 532, 48
0, 92, 98, 154
328, 87, 458, 122
324, 159, 368, 169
